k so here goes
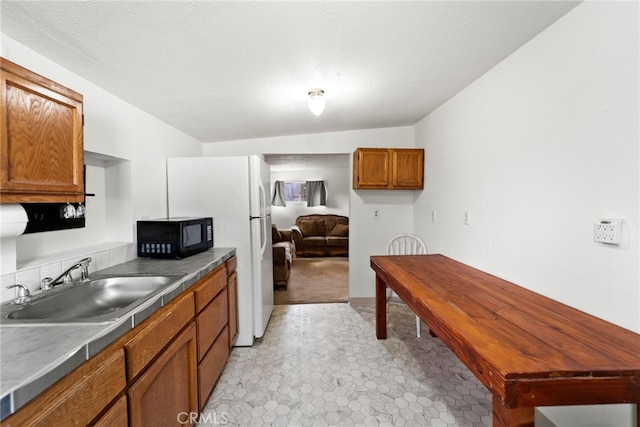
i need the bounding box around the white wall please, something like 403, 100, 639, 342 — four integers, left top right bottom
203, 126, 417, 299
270, 166, 350, 229
414, 2, 639, 426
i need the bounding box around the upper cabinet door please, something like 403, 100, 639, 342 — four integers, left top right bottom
353, 147, 424, 190
1, 58, 84, 203
352, 148, 391, 189
392, 149, 424, 189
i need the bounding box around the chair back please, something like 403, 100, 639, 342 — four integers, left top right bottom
387, 234, 427, 255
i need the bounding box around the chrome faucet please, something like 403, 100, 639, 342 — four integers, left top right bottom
43, 257, 92, 290
6, 284, 31, 304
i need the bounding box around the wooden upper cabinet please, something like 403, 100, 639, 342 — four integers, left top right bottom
1, 58, 84, 203
392, 149, 424, 189
353, 148, 424, 190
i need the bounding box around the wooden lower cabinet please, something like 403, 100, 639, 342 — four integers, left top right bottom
198, 325, 229, 410
227, 260, 238, 347
197, 287, 228, 361
193, 265, 227, 313
3, 256, 236, 427
2, 348, 126, 427
125, 291, 195, 380
91, 395, 128, 427
128, 323, 198, 427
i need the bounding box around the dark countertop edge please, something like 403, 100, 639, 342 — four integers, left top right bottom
0, 247, 235, 420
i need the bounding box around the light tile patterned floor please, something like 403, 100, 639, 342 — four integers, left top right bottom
200, 303, 491, 426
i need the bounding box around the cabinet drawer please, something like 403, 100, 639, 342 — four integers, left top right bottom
193, 264, 227, 313
226, 255, 237, 275
197, 287, 228, 361
92, 395, 128, 427
125, 291, 195, 380
4, 349, 126, 427
198, 325, 229, 410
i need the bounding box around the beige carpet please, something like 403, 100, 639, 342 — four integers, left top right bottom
274, 257, 349, 305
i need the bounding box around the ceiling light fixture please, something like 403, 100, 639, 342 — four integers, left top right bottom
308, 89, 325, 116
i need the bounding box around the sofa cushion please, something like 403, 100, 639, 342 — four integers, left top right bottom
299, 221, 321, 237
324, 216, 346, 234
302, 236, 326, 247
329, 224, 349, 237
326, 236, 348, 247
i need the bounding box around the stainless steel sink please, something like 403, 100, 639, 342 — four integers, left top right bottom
1, 274, 185, 324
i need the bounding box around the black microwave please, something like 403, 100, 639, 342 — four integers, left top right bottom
137, 217, 213, 259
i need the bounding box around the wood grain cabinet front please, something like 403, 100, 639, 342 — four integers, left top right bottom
193, 265, 227, 313
391, 149, 424, 189
2, 349, 126, 427
226, 256, 238, 347
91, 395, 128, 427
196, 287, 228, 361
0, 58, 84, 203
125, 291, 195, 380
193, 260, 235, 409
198, 325, 229, 410
353, 148, 424, 190
128, 323, 198, 427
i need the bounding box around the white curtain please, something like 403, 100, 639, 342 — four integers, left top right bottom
306, 180, 326, 207
271, 180, 286, 206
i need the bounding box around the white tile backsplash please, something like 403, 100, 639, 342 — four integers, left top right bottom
1, 243, 136, 303
1, 274, 16, 303
109, 247, 123, 266
15, 267, 41, 295
94, 250, 111, 271
39, 262, 62, 286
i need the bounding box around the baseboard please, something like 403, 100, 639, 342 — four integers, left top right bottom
348, 297, 375, 306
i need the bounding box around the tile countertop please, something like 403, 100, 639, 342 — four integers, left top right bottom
0, 247, 236, 420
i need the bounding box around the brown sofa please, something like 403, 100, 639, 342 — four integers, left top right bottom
291, 214, 349, 257
272, 226, 295, 288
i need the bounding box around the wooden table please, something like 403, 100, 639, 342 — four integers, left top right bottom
372, 254, 640, 427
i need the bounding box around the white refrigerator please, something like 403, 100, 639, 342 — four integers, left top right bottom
166, 155, 273, 346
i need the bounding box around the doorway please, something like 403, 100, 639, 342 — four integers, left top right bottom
265, 153, 350, 305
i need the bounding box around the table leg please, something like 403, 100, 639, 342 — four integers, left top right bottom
375, 274, 387, 339
492, 399, 534, 427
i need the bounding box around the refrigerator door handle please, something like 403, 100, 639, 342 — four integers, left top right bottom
258, 179, 268, 261
258, 179, 267, 217
260, 217, 267, 261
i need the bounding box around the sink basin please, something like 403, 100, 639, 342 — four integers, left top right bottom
1, 274, 185, 324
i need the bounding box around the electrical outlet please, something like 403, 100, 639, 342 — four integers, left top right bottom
594, 219, 622, 244
372, 208, 381, 220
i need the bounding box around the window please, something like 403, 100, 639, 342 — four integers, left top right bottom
272, 180, 326, 207
284, 182, 307, 202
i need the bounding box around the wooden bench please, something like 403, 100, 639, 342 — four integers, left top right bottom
371, 254, 640, 427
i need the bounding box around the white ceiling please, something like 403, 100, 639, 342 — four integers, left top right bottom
1, 1, 580, 143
